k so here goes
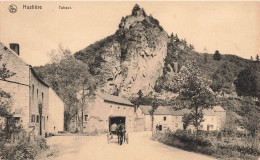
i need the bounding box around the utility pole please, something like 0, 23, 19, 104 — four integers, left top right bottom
81, 88, 85, 133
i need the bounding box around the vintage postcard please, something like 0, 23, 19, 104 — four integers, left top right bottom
0, 1, 259, 160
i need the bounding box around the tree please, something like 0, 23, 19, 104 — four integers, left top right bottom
203, 53, 208, 64
34, 46, 97, 131
0, 55, 15, 117
178, 62, 215, 138
256, 54, 259, 62
234, 65, 260, 99
0, 56, 16, 149
211, 62, 234, 93
241, 104, 260, 148
182, 113, 193, 130
149, 95, 159, 136
213, 50, 221, 61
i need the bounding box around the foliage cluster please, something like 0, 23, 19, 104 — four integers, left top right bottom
34, 46, 97, 131
153, 131, 260, 160
1, 136, 49, 160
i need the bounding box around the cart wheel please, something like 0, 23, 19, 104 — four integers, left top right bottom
107, 133, 110, 144
120, 136, 123, 145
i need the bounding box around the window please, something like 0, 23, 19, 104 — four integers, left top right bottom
42, 92, 44, 102
43, 116, 45, 129
36, 115, 39, 123
31, 115, 35, 122
32, 85, 34, 100
85, 115, 89, 121
158, 125, 162, 131
163, 116, 166, 121
37, 89, 38, 99
175, 123, 178, 128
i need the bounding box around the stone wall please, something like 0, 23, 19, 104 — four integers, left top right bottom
0, 43, 30, 130
48, 88, 64, 134
29, 70, 49, 136
83, 96, 135, 133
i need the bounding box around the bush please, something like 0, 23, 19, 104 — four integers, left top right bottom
1, 136, 49, 160
153, 130, 260, 160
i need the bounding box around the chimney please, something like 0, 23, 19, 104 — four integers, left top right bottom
9, 43, 20, 55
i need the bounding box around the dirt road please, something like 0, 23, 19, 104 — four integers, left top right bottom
37, 131, 216, 160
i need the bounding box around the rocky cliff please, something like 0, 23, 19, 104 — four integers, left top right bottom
75, 5, 168, 98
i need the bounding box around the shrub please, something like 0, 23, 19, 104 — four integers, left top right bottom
153, 130, 260, 160
1, 136, 49, 160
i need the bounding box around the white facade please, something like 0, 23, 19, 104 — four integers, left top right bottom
48, 88, 64, 134
137, 105, 226, 132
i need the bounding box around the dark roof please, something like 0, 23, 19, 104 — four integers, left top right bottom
140, 105, 221, 116
30, 66, 49, 88
139, 105, 172, 115
203, 109, 215, 116
213, 106, 225, 112
96, 92, 133, 106
0, 42, 49, 88
139, 105, 151, 115
166, 107, 190, 116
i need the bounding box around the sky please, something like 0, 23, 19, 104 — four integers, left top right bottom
0, 1, 259, 66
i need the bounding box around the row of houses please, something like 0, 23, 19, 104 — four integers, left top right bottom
136, 105, 226, 132
80, 91, 226, 133
0, 42, 64, 137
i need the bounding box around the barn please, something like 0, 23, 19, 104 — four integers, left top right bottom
83, 92, 135, 133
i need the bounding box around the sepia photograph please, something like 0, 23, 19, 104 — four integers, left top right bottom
0, 1, 260, 160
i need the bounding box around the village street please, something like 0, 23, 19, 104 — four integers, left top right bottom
37, 131, 216, 160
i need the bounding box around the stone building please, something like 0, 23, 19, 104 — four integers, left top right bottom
136, 105, 172, 132
136, 105, 226, 132
48, 88, 64, 134
0, 42, 64, 136
82, 92, 135, 133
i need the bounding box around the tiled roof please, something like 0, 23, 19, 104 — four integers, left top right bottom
166, 107, 190, 116
213, 106, 225, 112
139, 105, 172, 115
96, 92, 133, 106
0, 42, 49, 88
139, 105, 224, 116
203, 109, 215, 116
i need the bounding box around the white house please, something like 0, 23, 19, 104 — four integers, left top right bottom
137, 105, 226, 132
136, 105, 172, 132
48, 88, 64, 135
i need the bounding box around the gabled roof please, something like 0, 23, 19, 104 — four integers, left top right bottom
0, 42, 49, 88
213, 106, 225, 112
30, 66, 49, 87
139, 105, 172, 115
166, 107, 190, 116
203, 109, 215, 116
139, 105, 225, 116
96, 92, 133, 106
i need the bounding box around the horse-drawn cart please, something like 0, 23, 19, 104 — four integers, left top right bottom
107, 120, 128, 145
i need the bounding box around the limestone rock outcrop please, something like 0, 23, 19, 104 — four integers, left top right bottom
75, 5, 168, 98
